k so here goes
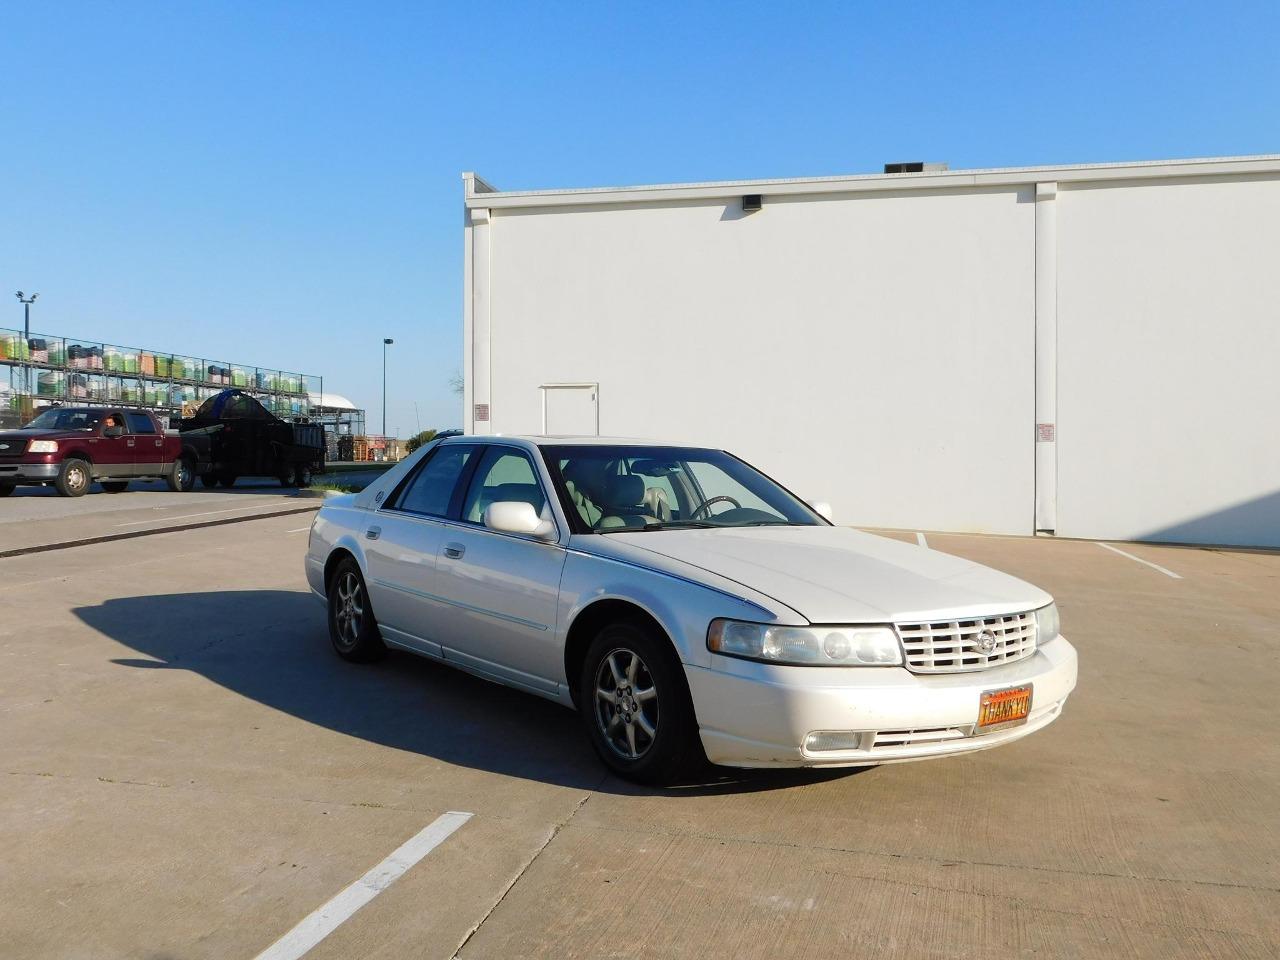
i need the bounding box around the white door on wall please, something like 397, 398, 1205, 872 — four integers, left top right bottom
542, 383, 598, 436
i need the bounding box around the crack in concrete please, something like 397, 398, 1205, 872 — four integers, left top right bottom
450, 779, 605, 959
576, 820, 1280, 896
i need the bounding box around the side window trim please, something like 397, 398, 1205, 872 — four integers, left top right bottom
446, 445, 485, 520
381, 443, 476, 516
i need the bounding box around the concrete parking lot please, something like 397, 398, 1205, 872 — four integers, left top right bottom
1, 505, 1277, 959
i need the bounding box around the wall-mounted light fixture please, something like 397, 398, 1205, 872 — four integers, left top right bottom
741, 194, 763, 213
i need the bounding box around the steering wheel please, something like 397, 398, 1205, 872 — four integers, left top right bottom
688, 495, 742, 521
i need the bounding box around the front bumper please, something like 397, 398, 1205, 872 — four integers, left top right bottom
686, 634, 1078, 768
0, 462, 60, 483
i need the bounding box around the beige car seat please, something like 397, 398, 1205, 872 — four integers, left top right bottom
644, 486, 672, 521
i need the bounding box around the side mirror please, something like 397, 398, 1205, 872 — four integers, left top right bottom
484, 501, 556, 540
807, 500, 834, 522
103, 425, 124, 438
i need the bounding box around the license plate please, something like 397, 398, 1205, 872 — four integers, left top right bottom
977, 684, 1033, 732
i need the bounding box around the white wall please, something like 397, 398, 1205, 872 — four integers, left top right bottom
479, 187, 1037, 535
1055, 175, 1280, 547
467, 162, 1280, 547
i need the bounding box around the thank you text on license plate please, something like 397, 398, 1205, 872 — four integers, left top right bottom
977, 684, 1033, 732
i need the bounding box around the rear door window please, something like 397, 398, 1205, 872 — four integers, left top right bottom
387, 445, 474, 517
124, 412, 156, 435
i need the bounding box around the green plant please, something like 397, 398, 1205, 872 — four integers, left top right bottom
405, 428, 437, 454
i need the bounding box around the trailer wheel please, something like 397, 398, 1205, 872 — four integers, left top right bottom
101, 481, 129, 494
200, 472, 218, 488
293, 465, 312, 488
0, 483, 15, 497
167, 456, 195, 492
218, 474, 237, 488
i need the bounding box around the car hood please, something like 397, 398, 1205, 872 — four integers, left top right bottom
609, 526, 1052, 623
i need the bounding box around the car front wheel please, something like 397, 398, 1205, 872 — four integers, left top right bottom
579, 621, 703, 785
55, 458, 92, 498
327, 559, 386, 662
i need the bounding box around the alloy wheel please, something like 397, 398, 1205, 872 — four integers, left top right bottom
594, 648, 659, 760
333, 572, 364, 650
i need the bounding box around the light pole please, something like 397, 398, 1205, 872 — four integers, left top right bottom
382, 338, 394, 437
15, 291, 38, 399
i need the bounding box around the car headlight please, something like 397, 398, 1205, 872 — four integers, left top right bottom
27, 439, 58, 453
1034, 602, 1060, 646
707, 619, 903, 666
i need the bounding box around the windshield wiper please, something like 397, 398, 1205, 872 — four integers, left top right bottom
596, 520, 718, 534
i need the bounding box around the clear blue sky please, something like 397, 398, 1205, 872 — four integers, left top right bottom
3, 1, 1276, 436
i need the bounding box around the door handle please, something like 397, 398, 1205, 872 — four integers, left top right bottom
443, 543, 465, 559
365, 526, 381, 540
126, 439, 135, 447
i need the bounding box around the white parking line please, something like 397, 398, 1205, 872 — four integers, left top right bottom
1096, 542, 1183, 580
114, 501, 285, 527
253, 811, 473, 960
916, 532, 928, 548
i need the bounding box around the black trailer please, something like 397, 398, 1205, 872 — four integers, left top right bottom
178, 389, 325, 488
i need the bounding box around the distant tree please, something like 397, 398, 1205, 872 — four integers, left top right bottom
449, 370, 464, 397
405, 428, 437, 454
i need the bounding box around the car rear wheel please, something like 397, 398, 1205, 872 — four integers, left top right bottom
327, 559, 386, 662
579, 621, 703, 785
0, 483, 15, 497
55, 458, 92, 498
101, 481, 129, 494
167, 456, 195, 492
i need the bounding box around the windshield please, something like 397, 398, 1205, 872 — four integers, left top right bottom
23, 408, 106, 431
542, 445, 823, 533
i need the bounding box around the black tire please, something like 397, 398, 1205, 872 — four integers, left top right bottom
101, 481, 129, 494
0, 483, 15, 497
278, 472, 293, 487
200, 472, 219, 489
327, 558, 386, 662
167, 456, 195, 492
293, 464, 312, 488
218, 474, 237, 488
55, 458, 92, 498
578, 620, 703, 786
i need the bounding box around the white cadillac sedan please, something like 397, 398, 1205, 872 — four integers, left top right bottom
305, 436, 1077, 784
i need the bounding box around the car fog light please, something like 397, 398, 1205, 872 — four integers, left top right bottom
804, 731, 864, 752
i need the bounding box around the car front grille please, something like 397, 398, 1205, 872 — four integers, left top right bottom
896, 611, 1037, 674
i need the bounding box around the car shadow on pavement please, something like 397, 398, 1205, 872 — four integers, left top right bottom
74, 590, 869, 797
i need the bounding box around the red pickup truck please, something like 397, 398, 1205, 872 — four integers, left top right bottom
0, 407, 195, 497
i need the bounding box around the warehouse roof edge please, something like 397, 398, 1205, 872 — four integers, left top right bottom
462, 152, 1280, 209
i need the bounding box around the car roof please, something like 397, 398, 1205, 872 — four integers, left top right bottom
439, 435, 706, 448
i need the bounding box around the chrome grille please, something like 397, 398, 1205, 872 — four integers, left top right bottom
896, 611, 1036, 674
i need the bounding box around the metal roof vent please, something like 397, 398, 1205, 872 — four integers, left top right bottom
883, 162, 949, 174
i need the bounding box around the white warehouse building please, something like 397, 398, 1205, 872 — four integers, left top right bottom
462, 154, 1280, 548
